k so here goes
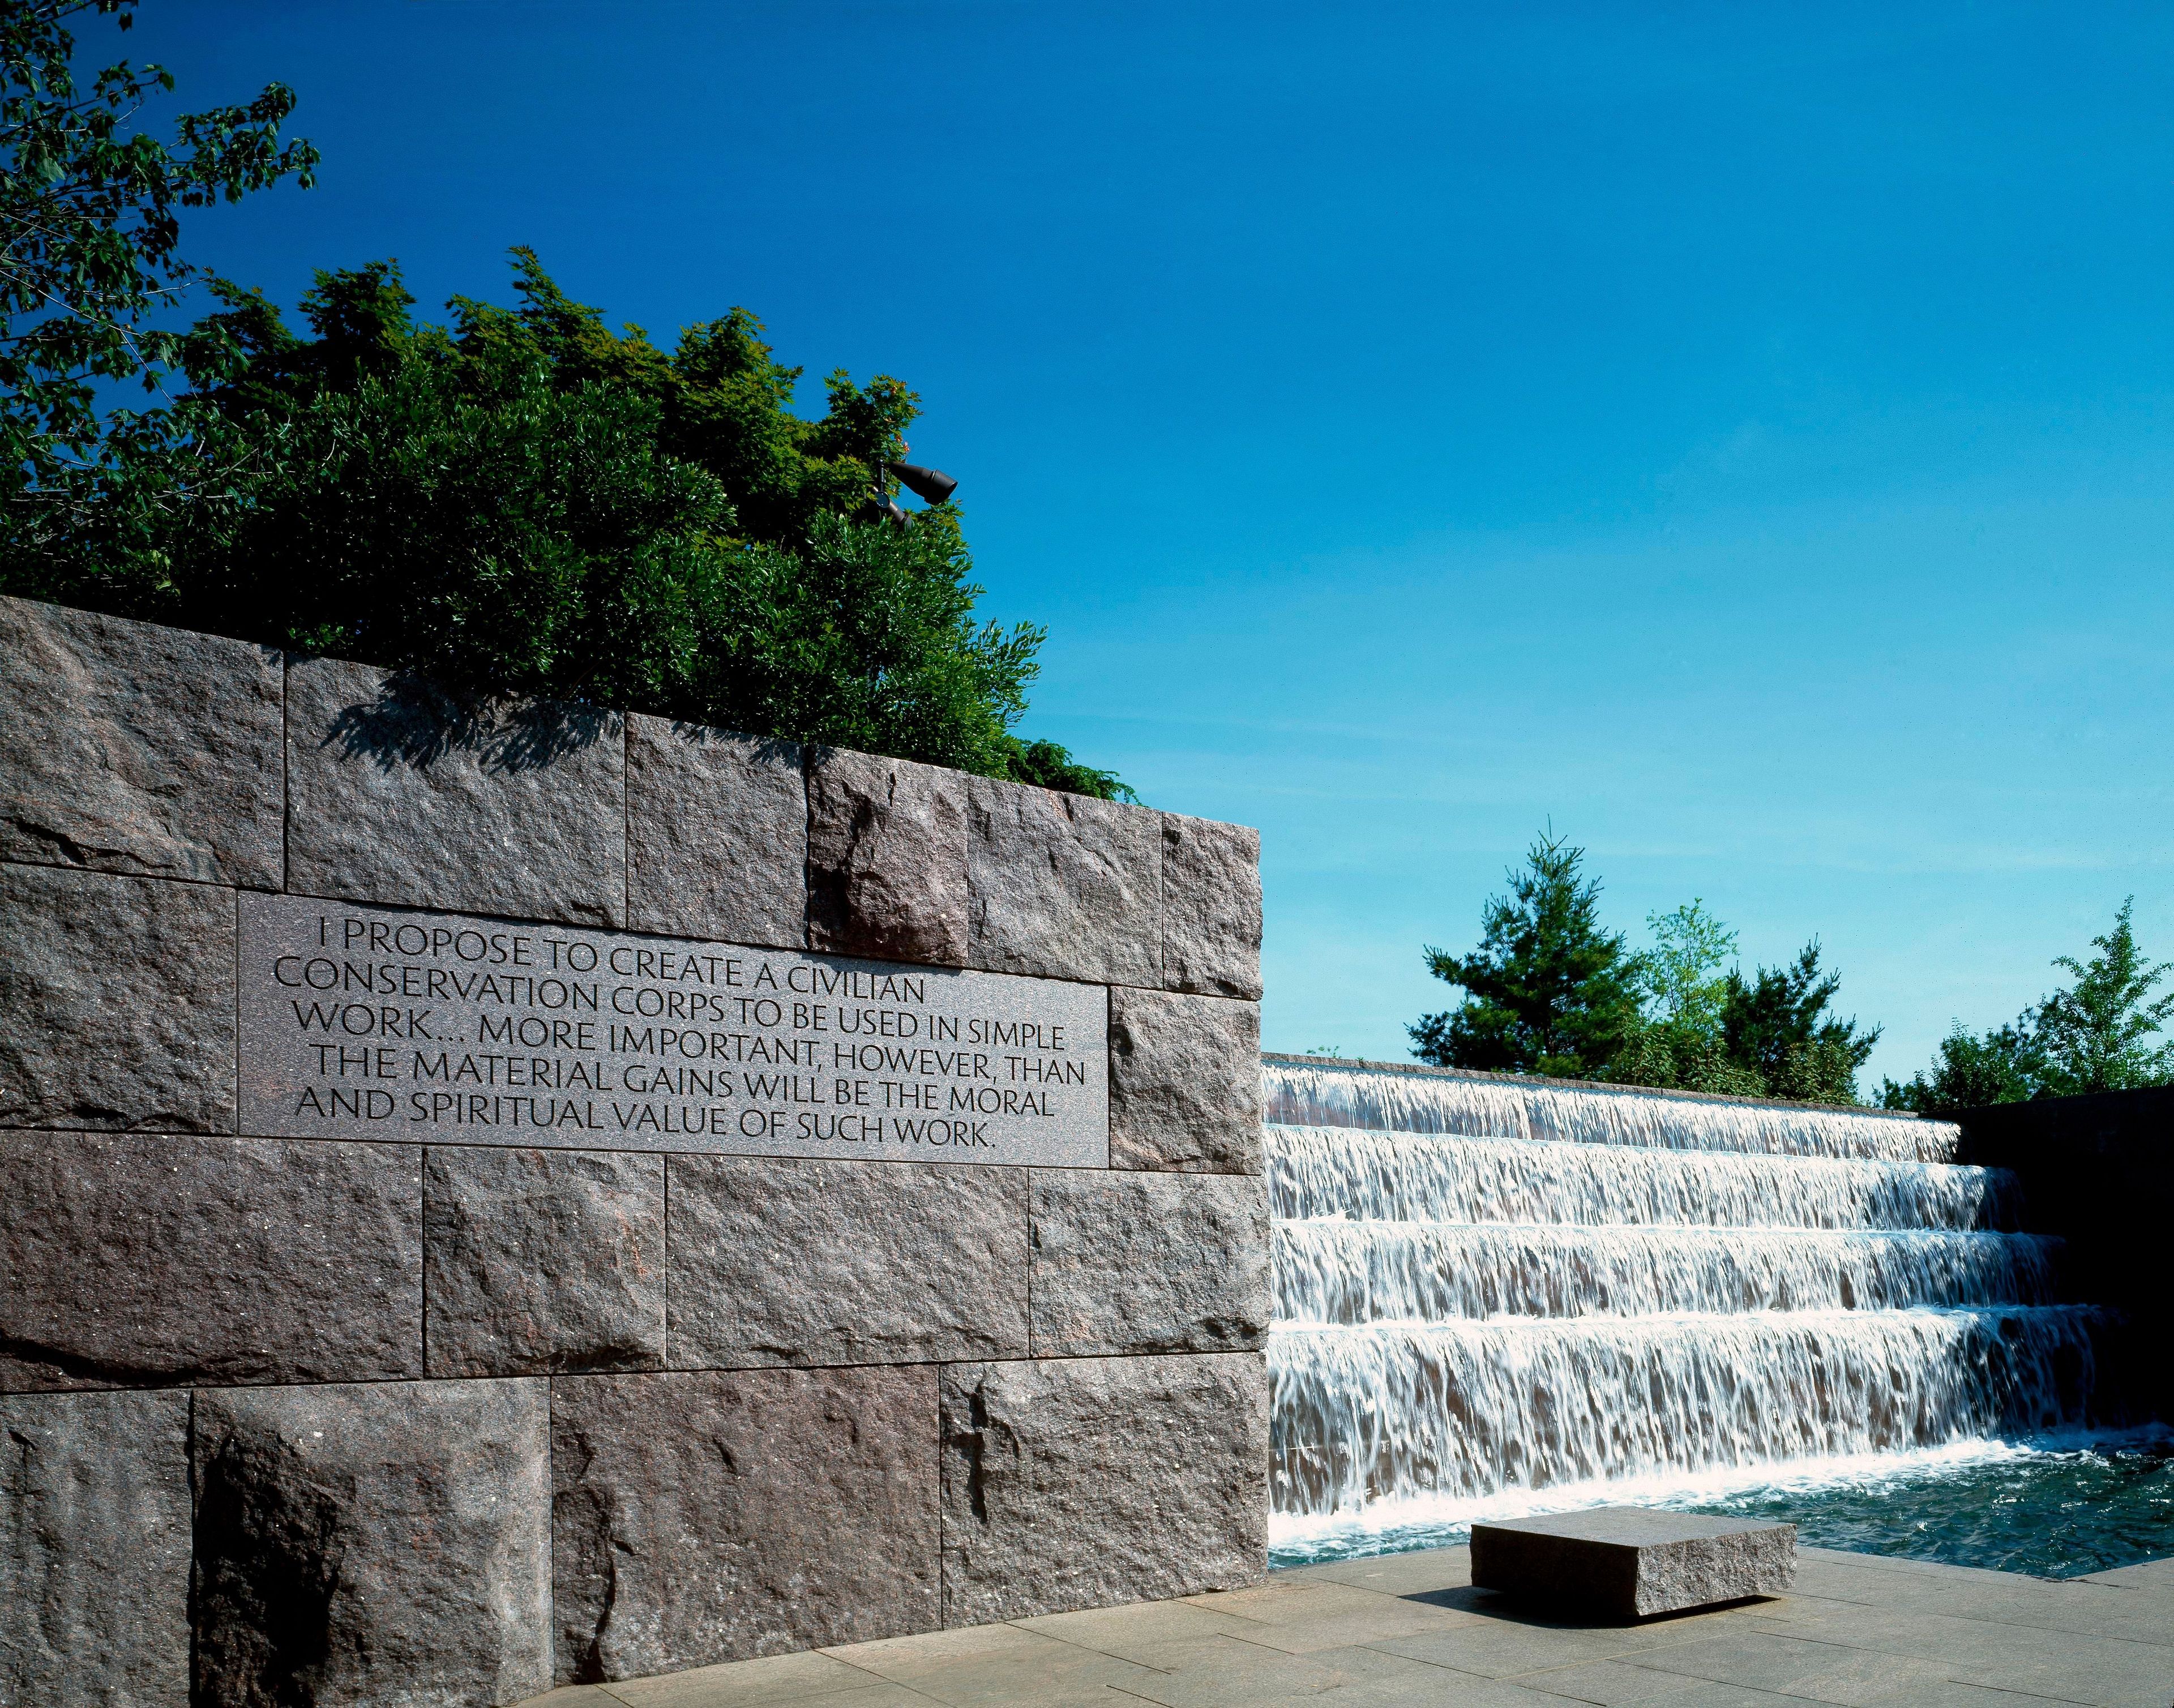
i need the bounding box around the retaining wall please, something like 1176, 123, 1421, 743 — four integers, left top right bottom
1957, 1088, 2174, 1424
0, 595, 1269, 1707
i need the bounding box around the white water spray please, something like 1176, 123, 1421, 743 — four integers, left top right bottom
1264, 1059, 2106, 1526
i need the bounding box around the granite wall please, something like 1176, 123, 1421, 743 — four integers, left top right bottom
0, 595, 1269, 1708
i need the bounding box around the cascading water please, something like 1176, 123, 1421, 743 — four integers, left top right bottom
1266, 1056, 2111, 1537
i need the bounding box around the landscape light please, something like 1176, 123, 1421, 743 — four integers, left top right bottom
888, 460, 958, 504
866, 448, 958, 524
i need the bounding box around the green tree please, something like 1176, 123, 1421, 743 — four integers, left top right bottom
1410, 829, 1645, 1078
8, 255, 1129, 790
0, 0, 315, 514
2031, 898, 2174, 1097
1877, 899, 2174, 1109
0, 10, 1128, 797
1610, 900, 1766, 1097
1878, 1019, 2039, 1112
1718, 942, 1880, 1105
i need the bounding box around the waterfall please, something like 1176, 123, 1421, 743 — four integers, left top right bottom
1265, 1057, 2108, 1525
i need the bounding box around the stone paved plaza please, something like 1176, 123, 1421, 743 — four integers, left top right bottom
523, 1544, 2174, 1708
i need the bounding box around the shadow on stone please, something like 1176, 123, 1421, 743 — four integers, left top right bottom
324, 672, 613, 776
191, 1431, 344, 1706
1422, 1583, 1771, 1628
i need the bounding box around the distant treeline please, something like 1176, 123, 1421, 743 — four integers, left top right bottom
1407, 832, 2173, 1110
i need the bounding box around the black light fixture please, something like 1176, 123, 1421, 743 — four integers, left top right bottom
888, 460, 958, 504
867, 442, 957, 525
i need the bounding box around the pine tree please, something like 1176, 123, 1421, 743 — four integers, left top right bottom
1410, 830, 1645, 1079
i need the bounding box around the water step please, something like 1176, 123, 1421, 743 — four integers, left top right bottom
1261, 1060, 2105, 1531
1265, 1058, 1959, 1161
1270, 1125, 2019, 1231
1274, 1223, 2061, 1321
1269, 1305, 2106, 1516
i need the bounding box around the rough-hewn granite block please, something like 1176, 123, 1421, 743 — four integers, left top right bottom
1471, 1508, 1796, 1619
1162, 813, 1262, 999
424, 1148, 662, 1378
0, 1132, 420, 1392
666, 1156, 1026, 1368
965, 776, 1159, 984
1108, 987, 1262, 1173
0, 866, 234, 1133
940, 1352, 1267, 1625
192, 1379, 551, 1708
553, 1365, 938, 1681
805, 747, 966, 965
1029, 1170, 1268, 1356
626, 716, 805, 949
286, 655, 626, 927
0, 597, 283, 888
1, 1388, 190, 1708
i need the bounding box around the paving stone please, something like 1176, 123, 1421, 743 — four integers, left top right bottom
1171, 1578, 1490, 1659
1504, 1660, 1812, 1707
610, 1684, 930, 1708
1472, 1508, 1795, 1621
0, 596, 284, 887
1011, 1596, 1268, 1664
587, 1649, 872, 1707
286, 654, 626, 928
626, 716, 806, 950
804, 747, 967, 965
825, 1621, 1162, 1705
1367, 1607, 1745, 1680
552, 1365, 939, 1681
939, 1351, 1268, 1625
1029, 1169, 1268, 1355
1272, 1545, 1474, 1595
1107, 987, 1262, 1172
965, 776, 1159, 984
1075, 1633, 1449, 1708
666, 1157, 1026, 1368
1741, 1599, 2174, 1705
424, 1147, 663, 1377
0, 865, 235, 1133
0, 1387, 190, 1708
0, 1131, 420, 1392
1160, 814, 1261, 1000
192, 1378, 551, 1708
1622, 1628, 1986, 1705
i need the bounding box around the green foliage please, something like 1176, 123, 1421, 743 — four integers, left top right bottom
1609, 900, 1767, 1097
0, 0, 316, 500
1410, 829, 1646, 1080
2032, 898, 2174, 1096
0, 7, 1126, 795
1417, 840, 1883, 1103
1718, 942, 1880, 1105
1878, 1020, 2038, 1113
1883, 899, 2174, 1110
7, 255, 1116, 785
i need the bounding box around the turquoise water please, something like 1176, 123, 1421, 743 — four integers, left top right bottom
1268, 1432, 2174, 1579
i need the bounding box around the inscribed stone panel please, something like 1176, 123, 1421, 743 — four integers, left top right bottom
237, 893, 1107, 1166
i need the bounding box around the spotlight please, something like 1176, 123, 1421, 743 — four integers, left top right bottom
888, 460, 958, 505
865, 447, 958, 525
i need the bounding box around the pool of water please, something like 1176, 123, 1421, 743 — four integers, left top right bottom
1269, 1432, 2174, 1578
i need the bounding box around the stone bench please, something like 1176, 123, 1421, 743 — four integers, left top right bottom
1471, 1507, 1796, 1619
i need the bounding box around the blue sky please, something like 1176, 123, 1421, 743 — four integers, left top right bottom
157, 2, 2174, 1087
